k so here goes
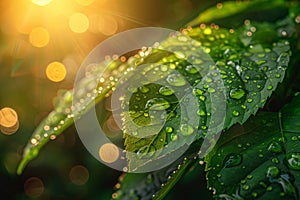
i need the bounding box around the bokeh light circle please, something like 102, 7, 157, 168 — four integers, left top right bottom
69, 165, 89, 185
0, 107, 19, 135
24, 177, 44, 198
69, 13, 89, 34
29, 27, 50, 48
46, 61, 67, 82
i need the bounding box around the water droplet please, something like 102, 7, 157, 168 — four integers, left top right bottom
267, 85, 273, 90
291, 136, 298, 141
159, 86, 174, 96
251, 192, 258, 198
197, 110, 206, 116
170, 133, 178, 141
272, 158, 279, 164
286, 152, 300, 170
247, 98, 253, 103
229, 88, 245, 100
208, 88, 215, 93
232, 110, 240, 117
180, 124, 194, 136
165, 126, 173, 133
206, 78, 213, 83
266, 186, 273, 191
139, 86, 149, 93
199, 96, 206, 101
160, 65, 168, 72
203, 28, 212, 35
185, 65, 198, 74
166, 74, 186, 86
267, 166, 280, 178
227, 80, 233, 84
193, 88, 204, 96
243, 185, 250, 191
247, 175, 253, 179
50, 135, 56, 140
267, 141, 282, 153
224, 153, 242, 168
145, 98, 170, 111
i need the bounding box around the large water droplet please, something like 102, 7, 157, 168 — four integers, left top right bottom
145, 98, 170, 111
197, 110, 206, 116
166, 74, 186, 86
232, 110, 240, 117
267, 166, 280, 178
165, 126, 173, 133
243, 185, 250, 191
247, 98, 253, 103
170, 133, 178, 141
180, 124, 194, 136
229, 88, 246, 100
286, 152, 300, 170
224, 153, 242, 168
159, 86, 174, 96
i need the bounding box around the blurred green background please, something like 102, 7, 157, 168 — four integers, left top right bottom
0, 0, 219, 199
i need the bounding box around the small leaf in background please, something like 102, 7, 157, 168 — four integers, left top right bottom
187, 0, 286, 27
16, 57, 131, 174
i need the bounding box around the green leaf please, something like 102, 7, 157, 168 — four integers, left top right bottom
16, 58, 132, 174
18, 18, 292, 174
205, 96, 300, 199
123, 21, 291, 171
186, 0, 286, 27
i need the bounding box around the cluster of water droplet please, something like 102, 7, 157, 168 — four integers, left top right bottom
206, 111, 299, 199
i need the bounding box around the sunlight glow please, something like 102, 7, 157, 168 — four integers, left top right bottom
46, 61, 67, 82
32, 0, 52, 6
69, 13, 89, 33
75, 0, 95, 6
29, 27, 50, 48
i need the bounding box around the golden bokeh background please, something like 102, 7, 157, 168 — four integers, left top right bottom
0, 0, 215, 199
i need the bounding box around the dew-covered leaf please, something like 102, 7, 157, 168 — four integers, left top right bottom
18, 18, 292, 175
16, 58, 132, 174
205, 96, 300, 199
123, 20, 291, 171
